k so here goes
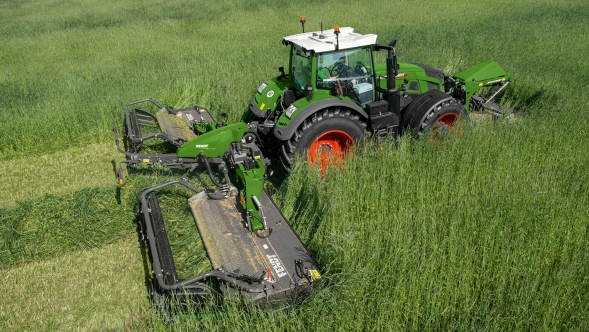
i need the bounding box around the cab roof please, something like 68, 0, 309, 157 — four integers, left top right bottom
282, 27, 378, 53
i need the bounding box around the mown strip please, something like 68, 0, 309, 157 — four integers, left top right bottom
0, 239, 147, 331
0, 186, 133, 268
0, 143, 121, 208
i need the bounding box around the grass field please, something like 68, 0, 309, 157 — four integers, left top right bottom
1, 0, 588, 330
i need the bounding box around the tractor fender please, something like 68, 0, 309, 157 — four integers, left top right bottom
273, 98, 368, 141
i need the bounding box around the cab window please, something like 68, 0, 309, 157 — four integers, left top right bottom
291, 47, 311, 90
316, 47, 374, 106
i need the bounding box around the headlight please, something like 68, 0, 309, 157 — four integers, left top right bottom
257, 82, 268, 94
285, 104, 298, 119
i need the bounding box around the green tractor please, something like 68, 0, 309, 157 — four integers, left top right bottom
248, 22, 511, 172
114, 21, 512, 312
119, 23, 511, 176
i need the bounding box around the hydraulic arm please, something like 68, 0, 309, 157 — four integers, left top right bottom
115, 121, 269, 233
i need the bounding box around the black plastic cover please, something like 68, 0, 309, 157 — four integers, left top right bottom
366, 100, 389, 116
370, 112, 398, 131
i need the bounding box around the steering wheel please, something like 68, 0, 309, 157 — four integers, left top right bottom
329, 60, 349, 77
354, 61, 368, 83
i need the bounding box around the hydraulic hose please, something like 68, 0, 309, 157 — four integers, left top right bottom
199, 152, 224, 188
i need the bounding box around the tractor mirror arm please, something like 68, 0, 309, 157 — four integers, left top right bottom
374, 44, 392, 51
374, 39, 397, 51
278, 66, 287, 79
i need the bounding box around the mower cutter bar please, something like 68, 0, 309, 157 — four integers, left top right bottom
139, 180, 269, 293
138, 179, 321, 305
469, 81, 514, 118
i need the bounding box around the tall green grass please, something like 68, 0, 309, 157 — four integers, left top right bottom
1, 0, 588, 330
3, 0, 586, 158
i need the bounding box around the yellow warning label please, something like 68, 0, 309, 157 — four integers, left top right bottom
260, 103, 265, 110
310, 269, 321, 280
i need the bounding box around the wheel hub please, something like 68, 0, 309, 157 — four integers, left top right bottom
435, 113, 458, 130
308, 130, 353, 173
430, 112, 461, 142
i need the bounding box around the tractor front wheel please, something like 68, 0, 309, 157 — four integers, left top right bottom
279, 108, 366, 173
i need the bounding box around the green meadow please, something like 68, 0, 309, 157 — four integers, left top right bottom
1, 0, 588, 330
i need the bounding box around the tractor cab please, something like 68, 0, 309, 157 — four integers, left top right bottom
284, 27, 379, 108
248, 26, 402, 150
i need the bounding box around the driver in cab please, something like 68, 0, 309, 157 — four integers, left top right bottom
317, 52, 348, 80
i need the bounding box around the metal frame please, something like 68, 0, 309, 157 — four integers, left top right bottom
123, 98, 185, 153
138, 180, 270, 297
136, 178, 321, 307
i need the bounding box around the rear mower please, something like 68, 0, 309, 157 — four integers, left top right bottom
114, 20, 512, 311
114, 123, 321, 312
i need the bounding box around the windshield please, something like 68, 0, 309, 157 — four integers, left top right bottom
316, 47, 375, 106
291, 47, 311, 90
316, 47, 373, 88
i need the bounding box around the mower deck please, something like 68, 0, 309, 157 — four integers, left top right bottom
139, 179, 321, 307
188, 190, 321, 302
123, 98, 216, 153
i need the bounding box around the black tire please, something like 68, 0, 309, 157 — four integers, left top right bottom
402, 90, 467, 138
279, 108, 366, 173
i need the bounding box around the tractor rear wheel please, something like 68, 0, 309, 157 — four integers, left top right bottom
403, 90, 467, 138
279, 108, 366, 173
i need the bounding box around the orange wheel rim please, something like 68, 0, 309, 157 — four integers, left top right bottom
308, 130, 354, 174
435, 113, 458, 130
430, 113, 462, 146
